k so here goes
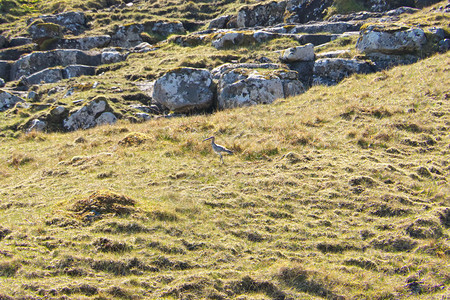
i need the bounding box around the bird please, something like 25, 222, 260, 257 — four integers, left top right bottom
203, 136, 233, 164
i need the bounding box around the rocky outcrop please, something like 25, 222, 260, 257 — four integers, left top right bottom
236, 1, 287, 28
111, 24, 144, 48
215, 64, 305, 109
63, 96, 117, 131
0, 61, 11, 81
46, 35, 111, 51
28, 21, 63, 42
152, 68, 215, 113
0, 35, 6, 48
25, 68, 64, 85
356, 27, 427, 54
27, 11, 87, 35
313, 58, 375, 85
27, 119, 47, 133
0, 90, 25, 111
151, 21, 185, 36
11, 49, 101, 80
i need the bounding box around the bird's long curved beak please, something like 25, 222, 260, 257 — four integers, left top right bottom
203, 136, 213, 142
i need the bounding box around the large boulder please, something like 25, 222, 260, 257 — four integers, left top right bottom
63, 97, 117, 131
280, 43, 315, 62
63, 65, 96, 79
153, 68, 215, 113
356, 27, 427, 54
151, 21, 185, 36
110, 24, 144, 48
11, 49, 101, 80
0, 90, 25, 111
216, 65, 305, 109
313, 58, 374, 85
208, 15, 231, 29
236, 1, 287, 28
286, 0, 334, 24
28, 11, 87, 34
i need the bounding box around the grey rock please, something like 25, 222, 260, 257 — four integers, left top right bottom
236, 1, 286, 28
52, 35, 111, 50
9, 37, 33, 47
316, 50, 350, 58
132, 42, 155, 53
151, 21, 185, 36
217, 66, 304, 109
356, 27, 427, 54
28, 11, 87, 34
212, 32, 244, 49
135, 112, 152, 121
0, 61, 10, 81
27, 119, 46, 133
0, 90, 25, 111
366, 52, 420, 71
0, 45, 38, 61
0, 78, 4, 87
25, 68, 64, 85
212, 63, 283, 79
385, 6, 420, 16
28, 22, 63, 41
27, 91, 38, 101
438, 39, 450, 52
313, 58, 374, 85
101, 50, 128, 64
63, 65, 96, 79
63, 97, 115, 131
208, 15, 231, 29
0, 35, 6, 48
287, 61, 315, 86
285, 22, 361, 34
111, 24, 144, 48
11, 49, 101, 80
153, 68, 215, 113
95, 112, 117, 127
280, 43, 315, 62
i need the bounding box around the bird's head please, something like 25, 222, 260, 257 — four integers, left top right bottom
203, 136, 214, 142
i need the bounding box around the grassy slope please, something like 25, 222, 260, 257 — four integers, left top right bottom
0, 50, 449, 298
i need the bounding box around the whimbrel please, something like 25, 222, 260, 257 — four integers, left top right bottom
203, 136, 233, 164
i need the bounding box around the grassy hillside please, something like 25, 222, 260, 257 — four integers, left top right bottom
1, 49, 449, 298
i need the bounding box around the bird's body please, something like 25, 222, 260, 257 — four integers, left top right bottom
203, 136, 233, 163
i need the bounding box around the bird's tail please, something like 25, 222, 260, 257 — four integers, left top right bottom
225, 149, 233, 155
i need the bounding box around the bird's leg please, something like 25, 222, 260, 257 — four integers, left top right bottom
219, 153, 223, 164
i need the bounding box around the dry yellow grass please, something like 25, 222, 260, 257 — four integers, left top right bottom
0, 51, 449, 299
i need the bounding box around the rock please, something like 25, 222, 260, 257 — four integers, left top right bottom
0, 44, 38, 61
236, 1, 287, 28
135, 112, 152, 121
11, 49, 101, 80
101, 50, 128, 64
0, 61, 11, 81
28, 21, 63, 41
211, 63, 283, 79
212, 32, 244, 49
287, 61, 315, 86
356, 27, 427, 54
0, 78, 4, 87
287, 0, 334, 23
0, 90, 25, 111
316, 50, 350, 58
27, 119, 47, 133
217, 65, 304, 109
0, 35, 6, 48
366, 52, 419, 71
280, 43, 315, 62
25, 68, 64, 85
63, 65, 96, 79
438, 39, 450, 52
63, 96, 116, 131
111, 24, 144, 48
208, 15, 231, 29
95, 112, 117, 127
151, 21, 185, 36
313, 58, 374, 85
50, 35, 111, 50
385, 6, 420, 16
9, 37, 33, 47
28, 11, 87, 34
153, 68, 215, 113
27, 91, 38, 101
283, 22, 361, 34
132, 42, 154, 53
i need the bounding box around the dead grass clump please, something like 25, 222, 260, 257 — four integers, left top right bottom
228, 275, 286, 299
7, 152, 34, 168
91, 220, 149, 233
437, 208, 450, 228
45, 216, 81, 228
92, 237, 131, 252
70, 190, 137, 218
344, 257, 378, 270
405, 218, 443, 239
371, 235, 418, 252
277, 266, 340, 299
90, 257, 151, 275
106, 286, 133, 299
118, 132, 150, 146
349, 176, 377, 187
370, 203, 410, 217
148, 210, 179, 222
60, 284, 98, 296
153, 256, 192, 270
0, 226, 11, 240
160, 276, 217, 299
316, 241, 357, 253
0, 260, 20, 277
